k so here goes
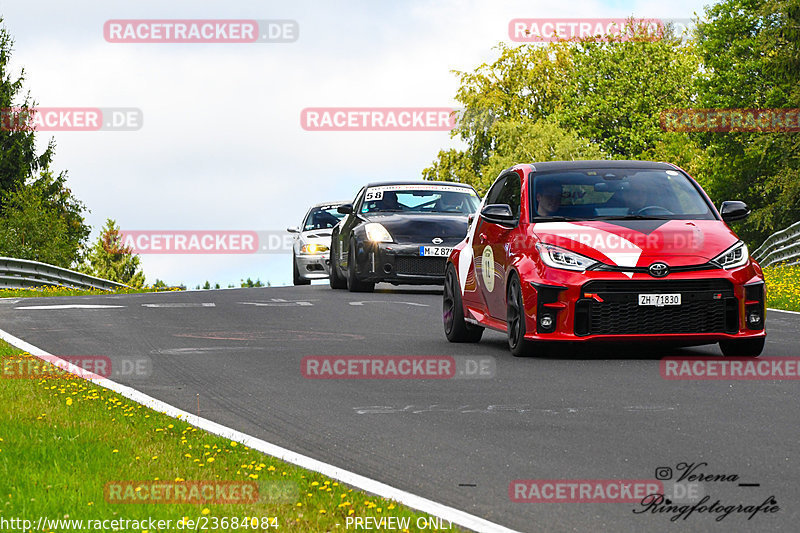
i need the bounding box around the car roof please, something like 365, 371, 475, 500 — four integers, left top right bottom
309, 200, 348, 208
363, 180, 476, 189
512, 160, 677, 173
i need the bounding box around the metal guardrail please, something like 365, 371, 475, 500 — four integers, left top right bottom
752, 220, 800, 267
0, 257, 129, 290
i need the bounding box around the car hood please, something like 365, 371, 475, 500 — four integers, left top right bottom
364, 213, 470, 244
300, 230, 334, 245
532, 219, 739, 268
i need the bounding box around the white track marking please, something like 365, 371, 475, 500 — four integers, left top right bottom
141, 303, 216, 308
768, 308, 800, 315
240, 301, 314, 307
348, 301, 428, 307
13, 304, 125, 310
0, 327, 519, 533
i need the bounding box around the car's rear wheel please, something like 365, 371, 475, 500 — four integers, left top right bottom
329, 244, 347, 289
443, 263, 483, 343
507, 274, 534, 357
347, 241, 374, 293
292, 255, 310, 286
719, 337, 765, 357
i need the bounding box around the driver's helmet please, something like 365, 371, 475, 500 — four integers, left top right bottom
379, 191, 400, 210
437, 192, 463, 212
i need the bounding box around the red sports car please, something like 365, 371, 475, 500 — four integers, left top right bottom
443, 160, 766, 357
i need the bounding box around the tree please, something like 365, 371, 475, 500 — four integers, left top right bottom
424, 22, 699, 191
0, 21, 53, 201
558, 24, 699, 158
0, 182, 72, 266
694, 0, 800, 244
79, 219, 145, 287
0, 19, 90, 264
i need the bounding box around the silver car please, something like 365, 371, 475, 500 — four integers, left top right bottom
288, 202, 347, 285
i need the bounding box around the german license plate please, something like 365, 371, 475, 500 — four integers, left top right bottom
638, 293, 681, 307
420, 246, 453, 257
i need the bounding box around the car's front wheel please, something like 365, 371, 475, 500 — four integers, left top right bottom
719, 337, 765, 357
329, 244, 347, 289
507, 274, 534, 357
292, 255, 310, 286
443, 263, 483, 343
347, 241, 374, 293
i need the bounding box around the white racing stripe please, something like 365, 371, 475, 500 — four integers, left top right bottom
0, 327, 520, 533
535, 222, 642, 277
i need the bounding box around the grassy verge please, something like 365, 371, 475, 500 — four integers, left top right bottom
763, 265, 800, 312
0, 285, 183, 298
0, 342, 461, 532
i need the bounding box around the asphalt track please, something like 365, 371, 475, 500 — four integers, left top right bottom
1, 285, 798, 532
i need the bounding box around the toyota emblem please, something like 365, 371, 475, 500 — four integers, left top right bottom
432, 237, 443, 244
648, 262, 670, 278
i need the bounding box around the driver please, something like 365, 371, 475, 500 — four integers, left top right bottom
437, 192, 464, 213
378, 191, 401, 211
621, 182, 650, 213
536, 182, 562, 216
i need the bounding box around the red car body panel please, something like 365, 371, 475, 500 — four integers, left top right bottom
448, 163, 766, 345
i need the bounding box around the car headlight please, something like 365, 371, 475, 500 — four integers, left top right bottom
713, 241, 748, 269
536, 243, 599, 271
365, 223, 393, 243
300, 243, 329, 254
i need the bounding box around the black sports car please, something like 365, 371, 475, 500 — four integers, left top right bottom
330, 181, 481, 292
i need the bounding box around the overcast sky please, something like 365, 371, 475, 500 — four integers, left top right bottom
0, 0, 710, 287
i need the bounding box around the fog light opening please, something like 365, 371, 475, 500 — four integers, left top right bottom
383, 264, 393, 274
540, 314, 554, 329
748, 312, 761, 326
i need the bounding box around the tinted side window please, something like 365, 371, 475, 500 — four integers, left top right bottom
494, 173, 521, 218
484, 176, 508, 206
352, 187, 366, 212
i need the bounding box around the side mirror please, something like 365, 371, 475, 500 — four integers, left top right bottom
337, 204, 353, 215
480, 204, 517, 226
720, 201, 750, 223
286, 226, 301, 234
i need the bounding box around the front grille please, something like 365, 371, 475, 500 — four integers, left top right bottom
575, 279, 737, 336
583, 279, 731, 293
395, 256, 446, 276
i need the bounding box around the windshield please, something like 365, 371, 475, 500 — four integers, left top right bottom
303, 205, 345, 231
360, 185, 480, 215
530, 169, 715, 221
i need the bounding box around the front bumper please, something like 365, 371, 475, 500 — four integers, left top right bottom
352, 242, 454, 285
295, 253, 331, 280
517, 265, 766, 344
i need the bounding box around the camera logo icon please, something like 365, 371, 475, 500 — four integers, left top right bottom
655, 467, 673, 480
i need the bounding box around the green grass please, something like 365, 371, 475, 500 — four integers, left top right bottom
0, 342, 461, 532
0, 285, 183, 298
763, 265, 800, 312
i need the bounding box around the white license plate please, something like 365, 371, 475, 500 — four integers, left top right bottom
638, 293, 681, 307
420, 246, 453, 257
